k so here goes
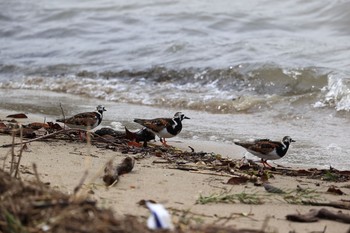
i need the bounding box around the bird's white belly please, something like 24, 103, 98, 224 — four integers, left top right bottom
65, 122, 98, 130
157, 128, 175, 138
248, 149, 281, 160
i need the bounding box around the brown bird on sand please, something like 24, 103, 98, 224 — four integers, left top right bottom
234, 136, 295, 168
56, 105, 106, 130
133, 112, 189, 146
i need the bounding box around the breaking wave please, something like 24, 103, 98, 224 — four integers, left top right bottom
0, 65, 349, 114
314, 72, 350, 111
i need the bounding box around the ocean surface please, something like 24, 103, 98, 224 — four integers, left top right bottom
0, 0, 349, 169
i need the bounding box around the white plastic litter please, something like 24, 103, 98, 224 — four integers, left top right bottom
146, 201, 174, 230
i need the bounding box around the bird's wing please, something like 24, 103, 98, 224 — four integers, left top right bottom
60, 112, 98, 126
134, 118, 172, 133
249, 141, 280, 154
235, 140, 279, 155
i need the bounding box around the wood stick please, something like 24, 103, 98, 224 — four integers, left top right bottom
190, 170, 233, 177
73, 170, 89, 195
9, 130, 16, 175
0, 129, 77, 148
287, 208, 350, 223
14, 144, 26, 178
302, 200, 350, 210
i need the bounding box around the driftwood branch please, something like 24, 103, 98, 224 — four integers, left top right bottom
0, 129, 72, 148
190, 170, 233, 177
74, 170, 89, 195
301, 200, 350, 210
14, 143, 26, 178
286, 208, 350, 223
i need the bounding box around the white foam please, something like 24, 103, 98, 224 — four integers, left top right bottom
315, 73, 350, 111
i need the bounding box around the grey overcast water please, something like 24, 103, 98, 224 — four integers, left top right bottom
0, 0, 349, 169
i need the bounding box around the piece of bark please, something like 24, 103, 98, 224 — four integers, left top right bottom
327, 185, 345, 195
117, 156, 135, 175
226, 176, 249, 185
317, 208, 350, 223
286, 209, 319, 222
286, 208, 350, 223
103, 157, 135, 186
301, 200, 350, 210
6, 113, 28, 118
103, 160, 118, 186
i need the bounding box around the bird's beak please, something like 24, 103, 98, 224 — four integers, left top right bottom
184, 116, 190, 120
291, 139, 296, 142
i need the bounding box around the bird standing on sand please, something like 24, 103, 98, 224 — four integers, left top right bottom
56, 105, 106, 130
133, 112, 190, 146
234, 136, 295, 168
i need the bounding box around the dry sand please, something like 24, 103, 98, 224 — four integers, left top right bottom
0, 113, 350, 233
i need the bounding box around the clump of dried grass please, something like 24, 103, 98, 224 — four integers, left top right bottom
0, 167, 266, 233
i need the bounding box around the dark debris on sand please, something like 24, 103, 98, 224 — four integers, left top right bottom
1, 119, 350, 183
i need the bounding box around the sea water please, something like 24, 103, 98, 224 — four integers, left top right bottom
0, 0, 349, 169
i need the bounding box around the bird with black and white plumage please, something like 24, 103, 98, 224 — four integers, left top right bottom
234, 136, 295, 168
133, 112, 190, 146
56, 105, 106, 130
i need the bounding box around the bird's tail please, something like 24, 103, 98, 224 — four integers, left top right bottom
125, 127, 137, 141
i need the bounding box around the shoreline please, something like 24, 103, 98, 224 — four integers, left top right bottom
0, 104, 345, 172
1, 128, 350, 232
0, 88, 349, 171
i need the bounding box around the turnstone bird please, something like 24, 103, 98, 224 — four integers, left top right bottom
133, 112, 190, 146
125, 127, 155, 147
234, 136, 295, 168
56, 105, 106, 130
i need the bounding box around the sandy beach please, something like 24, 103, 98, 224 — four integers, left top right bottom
1, 112, 350, 233
2, 1, 350, 232
2, 1, 350, 231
